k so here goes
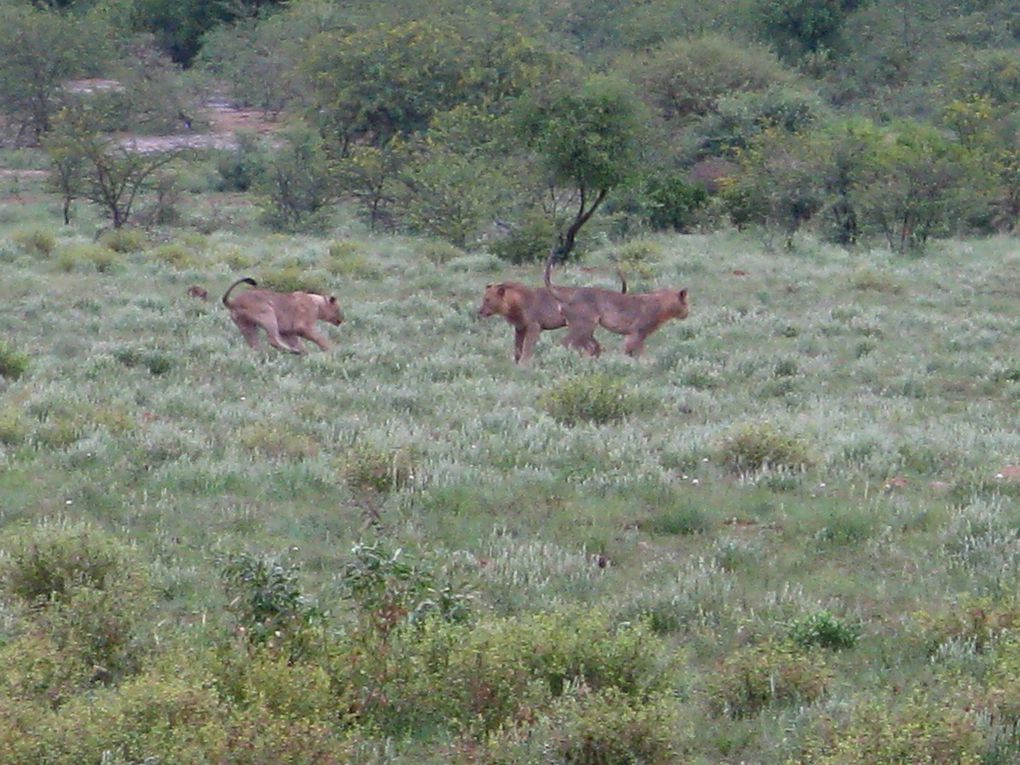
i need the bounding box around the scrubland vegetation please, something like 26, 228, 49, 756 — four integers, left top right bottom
1, 0, 1020, 762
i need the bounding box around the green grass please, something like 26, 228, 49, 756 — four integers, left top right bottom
1, 190, 1019, 762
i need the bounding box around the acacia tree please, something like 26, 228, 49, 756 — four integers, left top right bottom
0, 4, 101, 144
45, 104, 181, 229
515, 75, 647, 260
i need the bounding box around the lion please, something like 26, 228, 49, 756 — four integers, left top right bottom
478, 271, 627, 363
221, 277, 344, 354
544, 256, 689, 358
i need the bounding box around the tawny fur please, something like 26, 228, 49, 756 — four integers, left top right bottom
478, 271, 626, 364
544, 257, 689, 358
221, 277, 344, 355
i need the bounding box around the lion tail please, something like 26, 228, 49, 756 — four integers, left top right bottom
617, 268, 627, 294
544, 251, 570, 303
222, 277, 257, 307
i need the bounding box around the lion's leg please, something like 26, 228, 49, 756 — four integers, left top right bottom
280, 332, 306, 353
518, 323, 542, 364
561, 309, 601, 357
624, 327, 653, 357
259, 314, 303, 354
301, 327, 331, 352
232, 315, 261, 348
513, 326, 526, 363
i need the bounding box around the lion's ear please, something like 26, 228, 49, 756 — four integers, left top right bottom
329, 296, 338, 304
497, 285, 506, 297
678, 289, 688, 300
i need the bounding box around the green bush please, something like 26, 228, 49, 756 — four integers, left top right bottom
219, 551, 325, 659
215, 131, 263, 192
151, 242, 195, 269
490, 210, 557, 264
545, 688, 680, 765
706, 641, 830, 719
258, 266, 327, 294
0, 407, 28, 445
717, 422, 814, 474
644, 174, 709, 232
55, 243, 116, 273
341, 444, 418, 494
788, 610, 862, 650
9, 227, 55, 257
545, 373, 639, 426
792, 694, 982, 765
1, 523, 154, 682
99, 227, 146, 253
0, 341, 28, 380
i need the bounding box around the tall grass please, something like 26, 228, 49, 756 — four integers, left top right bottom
0, 192, 1019, 762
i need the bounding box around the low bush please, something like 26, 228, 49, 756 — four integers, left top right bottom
9, 227, 55, 257
55, 243, 116, 273
788, 610, 862, 650
99, 228, 146, 253
792, 694, 982, 765
1, 523, 154, 682
545, 373, 639, 425
340, 444, 418, 494
544, 688, 681, 765
706, 641, 830, 719
0, 342, 28, 380
717, 422, 814, 474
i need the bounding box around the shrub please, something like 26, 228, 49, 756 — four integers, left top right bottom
0, 523, 153, 681
792, 694, 982, 765
99, 227, 146, 253
422, 239, 466, 265
0, 341, 28, 380
788, 610, 862, 650
717, 422, 814, 474
545, 688, 680, 765
215, 131, 263, 192
150, 242, 195, 269
545, 373, 639, 425
338, 540, 471, 637
218, 551, 325, 659
325, 239, 376, 278
0, 407, 28, 445
55, 243, 116, 273
341, 444, 418, 494
707, 642, 830, 718
258, 267, 326, 294
490, 210, 557, 264
0, 634, 90, 707
644, 174, 709, 232
9, 227, 56, 257
237, 424, 318, 460
639, 503, 710, 536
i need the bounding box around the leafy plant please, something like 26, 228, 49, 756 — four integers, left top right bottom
788, 610, 862, 650
0, 341, 28, 380
718, 422, 814, 474
545, 373, 639, 425
219, 551, 324, 657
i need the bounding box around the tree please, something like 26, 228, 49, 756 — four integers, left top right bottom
255, 126, 336, 232
854, 121, 992, 251
0, 4, 101, 144
515, 75, 647, 260
756, 0, 860, 60
302, 16, 563, 152
44, 103, 181, 229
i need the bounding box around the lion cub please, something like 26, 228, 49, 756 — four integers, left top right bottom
222, 277, 344, 354
544, 257, 689, 358
478, 271, 626, 364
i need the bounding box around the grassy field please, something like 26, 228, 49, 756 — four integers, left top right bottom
1, 168, 1020, 763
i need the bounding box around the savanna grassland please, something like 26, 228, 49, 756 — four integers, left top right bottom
1, 165, 1020, 764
